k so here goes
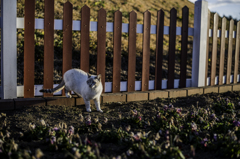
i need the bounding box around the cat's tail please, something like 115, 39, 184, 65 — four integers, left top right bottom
39, 80, 65, 93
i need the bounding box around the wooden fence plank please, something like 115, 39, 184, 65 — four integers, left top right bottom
179, 6, 189, 88
219, 17, 226, 85
205, 10, 210, 86
97, 8, 106, 92
80, 5, 90, 72
112, 11, 122, 93
141, 10, 151, 91
62, 2, 73, 96
43, 0, 54, 97
234, 21, 240, 84
226, 19, 234, 84
210, 13, 218, 86
127, 11, 137, 92
167, 8, 177, 89
24, 0, 35, 98
155, 10, 164, 90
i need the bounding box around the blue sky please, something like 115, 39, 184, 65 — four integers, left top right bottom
188, 0, 240, 20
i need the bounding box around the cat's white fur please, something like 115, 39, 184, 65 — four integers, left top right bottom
40, 69, 103, 112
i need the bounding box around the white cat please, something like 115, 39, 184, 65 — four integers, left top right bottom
40, 69, 103, 113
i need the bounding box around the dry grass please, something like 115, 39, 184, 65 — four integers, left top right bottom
17, 0, 195, 25
16, 0, 197, 84
17, 0, 196, 53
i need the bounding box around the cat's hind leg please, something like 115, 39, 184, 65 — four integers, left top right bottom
94, 97, 103, 113
83, 98, 91, 112
65, 87, 72, 98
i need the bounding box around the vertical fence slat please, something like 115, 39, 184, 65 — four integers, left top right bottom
24, 0, 35, 98
234, 21, 240, 84
80, 5, 90, 72
141, 11, 151, 91
43, 0, 54, 97
1, 0, 17, 99
205, 10, 210, 86
97, 8, 106, 92
210, 13, 218, 86
62, 2, 73, 96
155, 10, 164, 90
167, 8, 177, 89
219, 17, 226, 85
226, 19, 234, 84
127, 11, 137, 92
192, 1, 208, 87
179, 6, 189, 88
112, 11, 122, 93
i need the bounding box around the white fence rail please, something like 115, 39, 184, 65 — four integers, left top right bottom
1, 74, 238, 98
16, 17, 195, 35
15, 17, 237, 38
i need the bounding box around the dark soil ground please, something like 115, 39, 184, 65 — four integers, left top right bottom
2, 91, 240, 159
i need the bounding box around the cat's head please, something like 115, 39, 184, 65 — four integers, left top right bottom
87, 73, 101, 88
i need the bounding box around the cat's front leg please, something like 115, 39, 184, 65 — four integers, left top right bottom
83, 98, 91, 112
65, 92, 72, 98
94, 97, 103, 113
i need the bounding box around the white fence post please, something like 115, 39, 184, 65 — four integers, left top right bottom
191, 0, 208, 87
0, 0, 17, 99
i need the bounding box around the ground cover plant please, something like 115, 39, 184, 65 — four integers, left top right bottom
2, 91, 240, 158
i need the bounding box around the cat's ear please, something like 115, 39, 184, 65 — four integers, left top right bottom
97, 74, 101, 80
87, 73, 91, 78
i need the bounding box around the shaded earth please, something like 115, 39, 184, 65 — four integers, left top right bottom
2, 91, 240, 158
